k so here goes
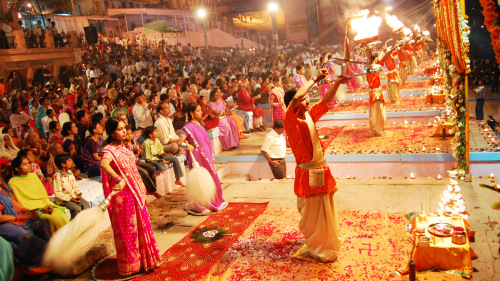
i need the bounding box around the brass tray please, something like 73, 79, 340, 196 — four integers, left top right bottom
427, 222, 454, 237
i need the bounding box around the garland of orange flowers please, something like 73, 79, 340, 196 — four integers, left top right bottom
480, 0, 500, 66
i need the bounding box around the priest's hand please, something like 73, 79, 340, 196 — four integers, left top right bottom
313, 69, 328, 82
336, 75, 350, 85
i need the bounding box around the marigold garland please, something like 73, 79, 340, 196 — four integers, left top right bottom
480, 0, 500, 67
439, 42, 469, 179
435, 0, 470, 178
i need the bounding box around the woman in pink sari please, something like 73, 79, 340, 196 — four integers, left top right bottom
208, 87, 240, 150
269, 74, 285, 122
178, 103, 228, 216
100, 117, 161, 276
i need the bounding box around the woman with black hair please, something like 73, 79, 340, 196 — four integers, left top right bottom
178, 103, 228, 215
81, 123, 104, 177
48, 120, 63, 146
8, 156, 69, 234
100, 117, 161, 275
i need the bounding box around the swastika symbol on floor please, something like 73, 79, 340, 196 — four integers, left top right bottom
359, 243, 379, 256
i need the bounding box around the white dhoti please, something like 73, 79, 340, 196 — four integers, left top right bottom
387, 79, 401, 103
399, 66, 406, 85
409, 57, 417, 74
369, 100, 386, 136
297, 192, 343, 262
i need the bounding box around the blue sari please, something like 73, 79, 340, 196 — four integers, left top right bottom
35, 106, 47, 138
0, 176, 51, 275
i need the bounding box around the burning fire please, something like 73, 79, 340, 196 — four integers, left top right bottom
402, 27, 412, 36
386, 14, 404, 31
351, 10, 382, 43
437, 171, 469, 219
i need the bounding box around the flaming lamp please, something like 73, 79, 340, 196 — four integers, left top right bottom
351, 10, 382, 45
437, 171, 469, 219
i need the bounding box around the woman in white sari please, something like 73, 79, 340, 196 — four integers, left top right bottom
0, 133, 19, 160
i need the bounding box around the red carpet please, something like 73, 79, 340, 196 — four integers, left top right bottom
203, 208, 411, 280
136, 202, 269, 281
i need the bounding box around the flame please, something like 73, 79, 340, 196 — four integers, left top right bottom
402, 27, 412, 36
414, 24, 421, 31
351, 10, 382, 42
423, 30, 430, 36
386, 14, 404, 31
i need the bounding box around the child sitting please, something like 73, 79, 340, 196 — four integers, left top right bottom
124, 125, 161, 199
51, 153, 89, 219
142, 126, 186, 187
142, 126, 170, 172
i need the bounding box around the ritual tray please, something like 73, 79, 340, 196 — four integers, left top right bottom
427, 223, 454, 237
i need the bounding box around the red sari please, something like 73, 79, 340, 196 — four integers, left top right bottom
200, 104, 219, 130
101, 145, 161, 275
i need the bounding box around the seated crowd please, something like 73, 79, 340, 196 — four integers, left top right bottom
0, 34, 337, 277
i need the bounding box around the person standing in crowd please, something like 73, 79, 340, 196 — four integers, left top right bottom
270, 74, 286, 122
283, 69, 348, 263
100, 117, 162, 276
2, 19, 13, 49
178, 103, 228, 215
261, 120, 287, 179
293, 65, 307, 88
472, 79, 486, 120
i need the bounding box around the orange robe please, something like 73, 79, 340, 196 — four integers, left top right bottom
284, 102, 337, 198
367, 71, 384, 103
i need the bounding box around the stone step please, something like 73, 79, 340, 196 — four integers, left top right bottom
221, 174, 249, 183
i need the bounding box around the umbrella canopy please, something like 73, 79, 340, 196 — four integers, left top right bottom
143, 20, 185, 34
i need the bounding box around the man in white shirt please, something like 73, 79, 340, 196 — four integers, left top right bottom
132, 92, 153, 129
260, 120, 287, 179
2, 19, 13, 48
154, 100, 182, 154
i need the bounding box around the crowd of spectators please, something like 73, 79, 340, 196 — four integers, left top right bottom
0, 28, 412, 276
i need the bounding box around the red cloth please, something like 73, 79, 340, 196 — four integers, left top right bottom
200, 104, 219, 130
237, 88, 263, 118
367, 72, 385, 103
397, 49, 409, 61
381, 53, 399, 80
284, 102, 338, 198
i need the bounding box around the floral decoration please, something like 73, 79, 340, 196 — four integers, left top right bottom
480, 0, 500, 67
439, 42, 469, 179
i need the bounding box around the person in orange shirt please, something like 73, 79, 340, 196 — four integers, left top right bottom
396, 44, 409, 85
379, 46, 401, 103
283, 69, 349, 263
366, 56, 386, 137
